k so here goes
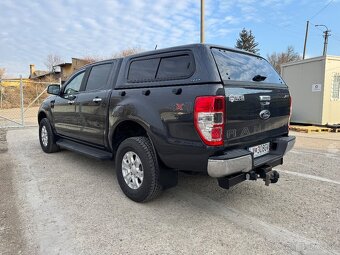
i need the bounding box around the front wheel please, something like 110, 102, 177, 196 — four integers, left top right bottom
115, 136, 162, 202
39, 118, 59, 153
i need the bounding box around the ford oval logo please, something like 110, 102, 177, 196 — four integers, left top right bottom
259, 110, 271, 120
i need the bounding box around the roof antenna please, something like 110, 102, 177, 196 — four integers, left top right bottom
154, 44, 157, 50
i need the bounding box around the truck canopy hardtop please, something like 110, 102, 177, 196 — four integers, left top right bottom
88, 44, 284, 88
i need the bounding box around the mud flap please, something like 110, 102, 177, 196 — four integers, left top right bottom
160, 168, 178, 190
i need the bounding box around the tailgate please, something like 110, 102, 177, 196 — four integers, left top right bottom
224, 85, 290, 146
211, 47, 290, 147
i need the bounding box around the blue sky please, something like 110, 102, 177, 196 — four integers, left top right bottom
0, 0, 339, 77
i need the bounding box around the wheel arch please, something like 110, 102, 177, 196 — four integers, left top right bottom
110, 119, 152, 155
38, 109, 57, 135
38, 110, 47, 124
111, 120, 177, 193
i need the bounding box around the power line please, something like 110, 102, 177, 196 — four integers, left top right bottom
331, 34, 340, 43
309, 0, 334, 20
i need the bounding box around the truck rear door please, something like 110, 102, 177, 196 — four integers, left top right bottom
75, 62, 115, 146
211, 48, 291, 148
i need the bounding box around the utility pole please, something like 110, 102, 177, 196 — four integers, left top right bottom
315, 24, 331, 56
200, 0, 205, 43
322, 30, 330, 56
303, 21, 309, 59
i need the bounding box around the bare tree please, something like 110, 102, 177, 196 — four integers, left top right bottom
0, 68, 5, 79
44, 54, 62, 72
113, 47, 141, 58
267, 46, 301, 74
81, 56, 104, 64
81, 48, 142, 64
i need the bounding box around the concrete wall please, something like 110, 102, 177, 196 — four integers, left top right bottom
60, 65, 73, 82
60, 59, 91, 83
72, 58, 90, 72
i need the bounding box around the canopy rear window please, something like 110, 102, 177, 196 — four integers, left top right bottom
211, 48, 284, 85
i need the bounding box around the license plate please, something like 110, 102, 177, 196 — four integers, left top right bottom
248, 142, 270, 158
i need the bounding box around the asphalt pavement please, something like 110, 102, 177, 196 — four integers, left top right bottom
0, 128, 339, 255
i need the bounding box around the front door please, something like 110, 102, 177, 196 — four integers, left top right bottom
52, 70, 85, 139
76, 62, 114, 145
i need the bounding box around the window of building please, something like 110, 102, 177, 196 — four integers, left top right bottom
85, 63, 112, 91
331, 73, 340, 100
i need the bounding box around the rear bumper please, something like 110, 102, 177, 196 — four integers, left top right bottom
207, 136, 296, 178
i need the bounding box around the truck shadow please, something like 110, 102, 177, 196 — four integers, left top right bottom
52, 148, 277, 205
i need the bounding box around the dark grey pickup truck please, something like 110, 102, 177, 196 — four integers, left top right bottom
38, 44, 295, 202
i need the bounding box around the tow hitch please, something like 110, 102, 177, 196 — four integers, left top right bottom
217, 167, 280, 189
255, 167, 280, 186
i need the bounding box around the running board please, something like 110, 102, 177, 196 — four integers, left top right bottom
56, 139, 112, 160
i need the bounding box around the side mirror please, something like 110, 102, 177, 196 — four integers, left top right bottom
47, 84, 61, 95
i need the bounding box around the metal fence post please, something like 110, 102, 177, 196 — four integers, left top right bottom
20, 75, 24, 126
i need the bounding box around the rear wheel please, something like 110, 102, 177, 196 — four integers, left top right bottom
115, 136, 162, 202
39, 118, 59, 153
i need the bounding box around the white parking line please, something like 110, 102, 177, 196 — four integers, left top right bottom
177, 189, 339, 255
290, 149, 340, 159
280, 170, 340, 185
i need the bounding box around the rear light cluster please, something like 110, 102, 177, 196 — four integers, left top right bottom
194, 96, 225, 146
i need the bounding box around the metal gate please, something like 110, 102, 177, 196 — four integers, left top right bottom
0, 76, 60, 128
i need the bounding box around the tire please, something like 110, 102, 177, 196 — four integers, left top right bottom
115, 136, 162, 202
39, 118, 59, 153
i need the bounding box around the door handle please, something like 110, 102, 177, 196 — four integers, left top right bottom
172, 88, 182, 95
259, 95, 271, 101
68, 100, 75, 105
142, 90, 150, 96
93, 98, 102, 103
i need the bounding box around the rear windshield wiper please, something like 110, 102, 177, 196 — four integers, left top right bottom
252, 75, 267, 82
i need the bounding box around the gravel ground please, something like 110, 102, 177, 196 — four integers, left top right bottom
0, 128, 339, 255
0, 129, 8, 153
0, 129, 29, 255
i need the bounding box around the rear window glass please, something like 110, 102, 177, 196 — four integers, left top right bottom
85, 63, 112, 91
127, 53, 194, 83
211, 48, 284, 85
156, 55, 193, 79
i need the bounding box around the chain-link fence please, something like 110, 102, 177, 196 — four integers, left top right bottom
0, 76, 60, 128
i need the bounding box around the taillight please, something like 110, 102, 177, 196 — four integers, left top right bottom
194, 96, 225, 146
